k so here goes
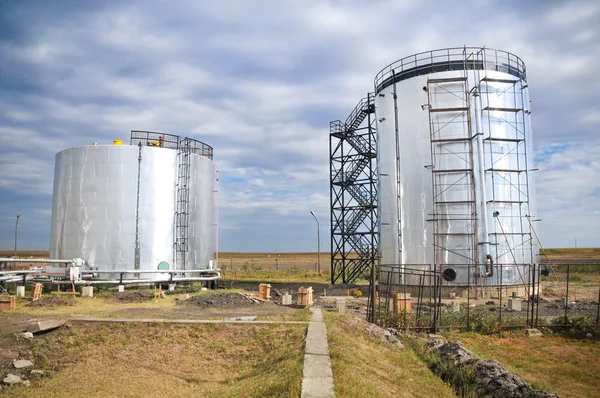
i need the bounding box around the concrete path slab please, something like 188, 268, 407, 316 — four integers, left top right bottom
302, 307, 334, 398
26, 319, 66, 334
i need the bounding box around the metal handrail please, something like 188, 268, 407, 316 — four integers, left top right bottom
374, 47, 527, 92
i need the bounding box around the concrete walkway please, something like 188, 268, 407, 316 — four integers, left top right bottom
301, 307, 334, 398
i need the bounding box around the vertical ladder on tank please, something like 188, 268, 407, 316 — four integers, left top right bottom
175, 138, 192, 271
330, 94, 378, 284
477, 49, 532, 287
426, 57, 478, 295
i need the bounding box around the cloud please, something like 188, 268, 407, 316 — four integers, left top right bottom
0, 0, 599, 252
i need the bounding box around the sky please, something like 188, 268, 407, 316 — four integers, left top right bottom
0, 0, 599, 252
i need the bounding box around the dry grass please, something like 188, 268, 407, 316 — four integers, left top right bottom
325, 312, 454, 398
4, 322, 306, 398
9, 289, 310, 322
451, 331, 600, 398
542, 248, 600, 259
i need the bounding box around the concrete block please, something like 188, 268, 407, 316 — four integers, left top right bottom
282, 293, 292, 306
336, 298, 346, 313
169, 284, 176, 292
16, 286, 25, 297
26, 319, 67, 334
178, 294, 190, 301
81, 286, 94, 297
525, 328, 542, 338
118, 285, 125, 293
507, 297, 522, 311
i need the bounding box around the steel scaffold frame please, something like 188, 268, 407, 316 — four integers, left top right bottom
330, 94, 378, 284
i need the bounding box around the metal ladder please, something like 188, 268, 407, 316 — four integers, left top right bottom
426, 53, 478, 288
175, 139, 192, 270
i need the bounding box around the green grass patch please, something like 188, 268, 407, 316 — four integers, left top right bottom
325, 311, 454, 398
449, 331, 600, 398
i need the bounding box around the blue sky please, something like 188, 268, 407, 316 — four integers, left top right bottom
1, 0, 599, 251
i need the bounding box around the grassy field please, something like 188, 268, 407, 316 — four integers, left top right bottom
449, 331, 600, 398
541, 248, 600, 260
325, 311, 454, 398
4, 322, 306, 398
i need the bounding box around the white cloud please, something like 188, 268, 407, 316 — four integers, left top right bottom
0, 0, 599, 251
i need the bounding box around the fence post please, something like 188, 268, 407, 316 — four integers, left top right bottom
596, 284, 600, 326
535, 263, 541, 328
564, 263, 570, 325
369, 264, 376, 324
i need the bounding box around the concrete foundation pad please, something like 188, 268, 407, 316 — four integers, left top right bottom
26, 319, 67, 334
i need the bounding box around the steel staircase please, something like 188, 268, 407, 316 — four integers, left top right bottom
330, 94, 378, 284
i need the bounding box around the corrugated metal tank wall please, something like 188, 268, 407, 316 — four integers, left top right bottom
49, 144, 214, 279
374, 48, 539, 286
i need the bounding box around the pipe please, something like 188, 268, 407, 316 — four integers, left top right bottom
134, 143, 142, 270
213, 162, 219, 269
0, 258, 73, 264
470, 56, 490, 267
65, 275, 221, 285
86, 269, 219, 274
484, 254, 494, 277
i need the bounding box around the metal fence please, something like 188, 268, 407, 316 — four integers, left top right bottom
367, 263, 600, 332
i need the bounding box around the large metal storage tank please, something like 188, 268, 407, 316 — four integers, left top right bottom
374, 47, 539, 287
49, 131, 215, 280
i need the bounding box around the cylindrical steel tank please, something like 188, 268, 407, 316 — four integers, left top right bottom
374, 47, 539, 286
49, 133, 214, 280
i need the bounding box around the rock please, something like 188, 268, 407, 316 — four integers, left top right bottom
396, 341, 405, 349
30, 370, 44, 376
19, 332, 34, 339
436, 341, 475, 365
13, 359, 34, 369
434, 342, 558, 398
525, 328, 543, 338
364, 323, 403, 348
387, 334, 399, 344
2, 374, 22, 385
22, 380, 31, 387
586, 333, 593, 338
